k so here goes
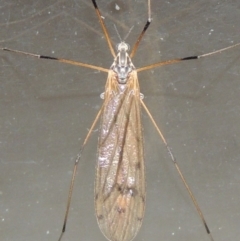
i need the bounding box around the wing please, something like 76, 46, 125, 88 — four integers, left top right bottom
95, 70, 145, 241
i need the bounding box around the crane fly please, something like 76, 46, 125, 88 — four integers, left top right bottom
1, 0, 240, 241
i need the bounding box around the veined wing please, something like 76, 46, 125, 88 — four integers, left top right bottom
95, 70, 145, 241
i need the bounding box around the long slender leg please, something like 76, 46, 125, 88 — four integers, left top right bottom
137, 42, 240, 72
141, 99, 215, 241
58, 105, 103, 241
1, 1, 118, 65
2, 41, 239, 73
91, 0, 116, 58
1, 47, 109, 72
130, 0, 152, 58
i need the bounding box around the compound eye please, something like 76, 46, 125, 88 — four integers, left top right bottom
116, 43, 120, 51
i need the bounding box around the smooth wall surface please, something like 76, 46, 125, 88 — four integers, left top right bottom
1, 1, 240, 241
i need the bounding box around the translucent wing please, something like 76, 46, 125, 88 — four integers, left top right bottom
95, 70, 145, 241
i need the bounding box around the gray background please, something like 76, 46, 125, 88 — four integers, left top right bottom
0, 0, 240, 241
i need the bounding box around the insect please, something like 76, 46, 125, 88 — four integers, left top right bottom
1, 0, 239, 241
